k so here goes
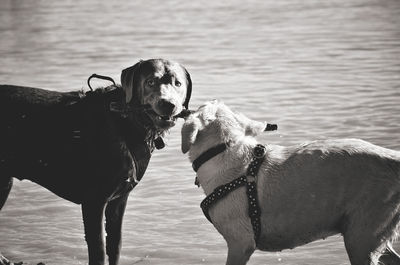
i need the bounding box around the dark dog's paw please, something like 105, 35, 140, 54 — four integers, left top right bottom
0, 256, 44, 265
0, 258, 22, 265
0, 255, 13, 265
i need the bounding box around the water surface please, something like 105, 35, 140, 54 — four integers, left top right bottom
1, 0, 400, 264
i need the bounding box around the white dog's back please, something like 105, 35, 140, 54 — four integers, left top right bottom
256, 138, 400, 251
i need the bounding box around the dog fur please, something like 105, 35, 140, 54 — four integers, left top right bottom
181, 100, 400, 265
0, 59, 192, 265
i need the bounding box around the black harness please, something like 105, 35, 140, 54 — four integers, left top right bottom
87, 73, 192, 151
85, 72, 193, 183
194, 143, 267, 244
75, 85, 156, 183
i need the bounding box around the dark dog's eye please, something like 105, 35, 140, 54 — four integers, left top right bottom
147, 79, 155, 86
175, 80, 181, 87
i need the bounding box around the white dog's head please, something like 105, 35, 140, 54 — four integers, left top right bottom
181, 100, 267, 155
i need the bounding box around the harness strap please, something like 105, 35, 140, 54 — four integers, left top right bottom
200, 144, 266, 244
201, 175, 247, 222
87, 73, 116, 91
78, 86, 155, 183
114, 114, 154, 182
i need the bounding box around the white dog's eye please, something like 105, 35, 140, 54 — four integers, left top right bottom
175, 80, 181, 87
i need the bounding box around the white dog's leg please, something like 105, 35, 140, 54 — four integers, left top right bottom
225, 238, 255, 265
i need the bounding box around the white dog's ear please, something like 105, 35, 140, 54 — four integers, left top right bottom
121, 60, 143, 103
181, 118, 201, 154
245, 120, 267, 136
235, 113, 266, 136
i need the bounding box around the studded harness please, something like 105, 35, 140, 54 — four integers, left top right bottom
193, 143, 267, 244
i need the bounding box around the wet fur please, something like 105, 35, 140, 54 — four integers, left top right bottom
0, 59, 191, 265
181, 100, 400, 265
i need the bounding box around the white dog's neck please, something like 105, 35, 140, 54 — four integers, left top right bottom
191, 136, 259, 195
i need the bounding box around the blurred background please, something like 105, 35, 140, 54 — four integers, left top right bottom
0, 0, 399, 264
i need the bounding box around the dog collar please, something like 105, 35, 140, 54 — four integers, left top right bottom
192, 143, 229, 172
192, 122, 276, 174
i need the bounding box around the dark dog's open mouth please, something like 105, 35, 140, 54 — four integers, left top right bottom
157, 115, 174, 122
145, 109, 176, 128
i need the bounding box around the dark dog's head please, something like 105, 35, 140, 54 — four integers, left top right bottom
121, 59, 192, 129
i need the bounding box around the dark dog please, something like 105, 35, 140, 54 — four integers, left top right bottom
0, 59, 192, 265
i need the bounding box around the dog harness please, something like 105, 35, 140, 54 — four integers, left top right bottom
85, 73, 193, 183
88, 73, 192, 150
194, 144, 267, 244
70, 85, 156, 195
89, 87, 156, 183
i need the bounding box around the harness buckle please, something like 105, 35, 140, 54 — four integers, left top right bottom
72, 130, 81, 139
252, 144, 267, 159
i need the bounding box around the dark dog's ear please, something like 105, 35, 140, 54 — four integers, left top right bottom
121, 60, 143, 103
181, 117, 201, 154
182, 66, 192, 110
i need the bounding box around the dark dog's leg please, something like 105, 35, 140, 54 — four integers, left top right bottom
0, 177, 13, 210
105, 193, 129, 265
1, 178, 19, 265
82, 201, 107, 265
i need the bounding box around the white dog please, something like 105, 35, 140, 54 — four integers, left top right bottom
181, 100, 400, 265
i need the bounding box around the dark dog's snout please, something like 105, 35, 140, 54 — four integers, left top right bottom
158, 99, 176, 115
